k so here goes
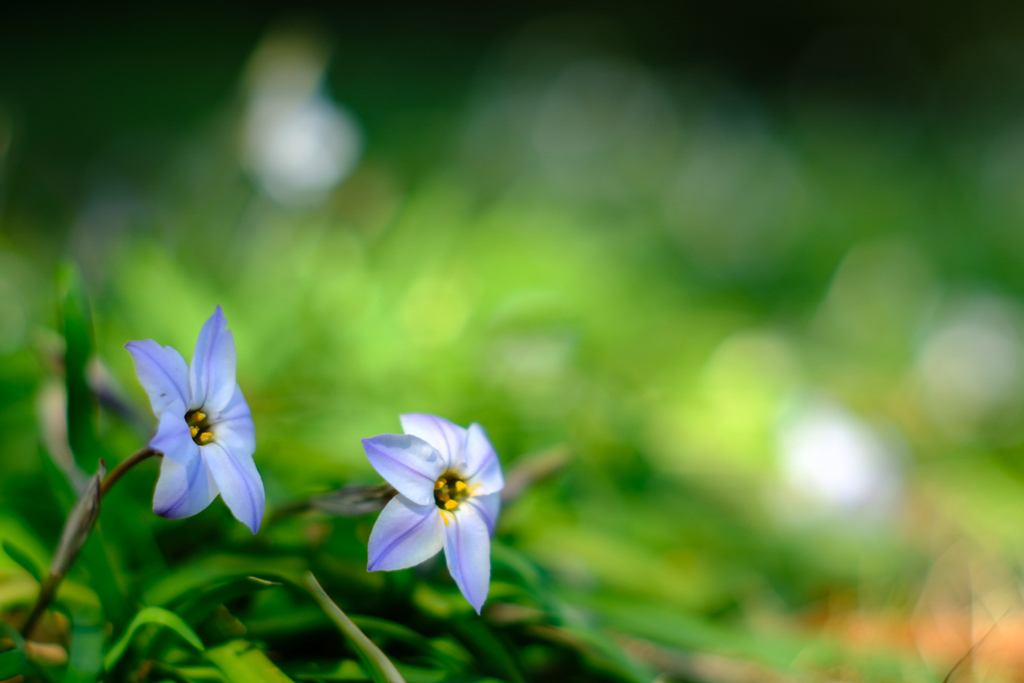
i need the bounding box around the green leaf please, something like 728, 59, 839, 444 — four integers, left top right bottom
144, 575, 279, 666
283, 660, 450, 683
449, 616, 524, 683
58, 262, 103, 473
279, 660, 367, 681
170, 575, 279, 628
63, 602, 105, 683
55, 265, 131, 630
0, 622, 26, 679
546, 624, 654, 683
103, 606, 205, 672
164, 664, 227, 682
2, 539, 43, 583
143, 555, 305, 607
0, 574, 39, 615
205, 640, 293, 683
239, 605, 328, 641
37, 444, 77, 513
350, 616, 470, 671
76, 523, 131, 629
305, 572, 406, 683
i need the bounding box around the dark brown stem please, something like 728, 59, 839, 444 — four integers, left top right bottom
270, 483, 397, 524
100, 447, 159, 498
22, 447, 160, 638
19, 574, 62, 640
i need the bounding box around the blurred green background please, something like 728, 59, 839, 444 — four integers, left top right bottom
4, 2, 1024, 681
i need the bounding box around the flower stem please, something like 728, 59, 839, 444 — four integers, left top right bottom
100, 446, 159, 498
269, 483, 396, 524
19, 574, 62, 641
21, 446, 160, 638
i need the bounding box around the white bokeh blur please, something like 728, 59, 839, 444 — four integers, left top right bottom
776, 397, 903, 520
241, 29, 363, 208
915, 296, 1024, 441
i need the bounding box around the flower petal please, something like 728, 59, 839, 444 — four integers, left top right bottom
442, 504, 492, 614
126, 340, 190, 417
463, 423, 504, 495
367, 495, 444, 572
189, 306, 237, 414
153, 449, 218, 520
203, 440, 266, 534
400, 413, 467, 470
465, 492, 501, 536
213, 384, 256, 456
362, 434, 445, 506
149, 400, 198, 464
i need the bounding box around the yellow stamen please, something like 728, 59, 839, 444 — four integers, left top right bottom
192, 411, 206, 423
444, 499, 459, 511
454, 480, 467, 492
190, 425, 199, 437
435, 479, 445, 489
198, 432, 214, 444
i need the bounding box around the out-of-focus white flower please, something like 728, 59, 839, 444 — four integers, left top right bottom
776, 398, 902, 519
241, 30, 362, 208
915, 297, 1024, 440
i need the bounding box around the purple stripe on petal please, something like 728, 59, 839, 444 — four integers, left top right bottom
204, 440, 265, 534
463, 422, 504, 495
362, 434, 444, 506
442, 505, 492, 614
400, 414, 467, 471
367, 495, 444, 571
189, 306, 237, 414
149, 401, 199, 464
212, 384, 256, 456
153, 450, 218, 519
466, 492, 501, 537
126, 340, 190, 416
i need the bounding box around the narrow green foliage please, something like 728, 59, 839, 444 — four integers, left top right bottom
75, 524, 131, 629
63, 602, 106, 683
449, 617, 525, 683
37, 445, 77, 513
205, 640, 294, 683
104, 606, 205, 672
2, 540, 43, 583
58, 263, 102, 473
351, 616, 471, 672
143, 555, 306, 607
0, 622, 26, 679
171, 576, 278, 627
305, 572, 406, 683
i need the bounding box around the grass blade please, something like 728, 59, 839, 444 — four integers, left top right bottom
2, 540, 43, 584
0, 622, 26, 679
305, 572, 406, 683
206, 640, 293, 683
63, 602, 105, 683
104, 606, 204, 672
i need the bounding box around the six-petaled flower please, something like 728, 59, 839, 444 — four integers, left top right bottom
362, 414, 504, 613
126, 306, 265, 533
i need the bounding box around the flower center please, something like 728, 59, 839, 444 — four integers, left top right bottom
434, 472, 469, 511
185, 409, 214, 446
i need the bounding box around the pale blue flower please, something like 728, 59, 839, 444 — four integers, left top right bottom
126, 306, 264, 533
363, 414, 504, 613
